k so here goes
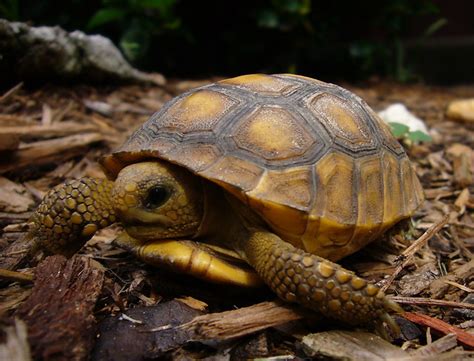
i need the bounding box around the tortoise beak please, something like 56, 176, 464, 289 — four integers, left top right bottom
119, 207, 173, 226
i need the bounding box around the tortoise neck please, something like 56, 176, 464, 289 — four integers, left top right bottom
194, 182, 253, 253
194, 181, 232, 239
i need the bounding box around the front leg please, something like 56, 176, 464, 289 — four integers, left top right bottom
115, 233, 263, 287
30, 178, 116, 256
243, 229, 403, 335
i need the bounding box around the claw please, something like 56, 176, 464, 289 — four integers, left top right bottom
375, 320, 390, 340
380, 312, 401, 338
384, 297, 404, 314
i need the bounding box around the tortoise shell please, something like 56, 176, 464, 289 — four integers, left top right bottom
102, 74, 424, 261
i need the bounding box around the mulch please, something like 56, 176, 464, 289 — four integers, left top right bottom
0, 79, 473, 360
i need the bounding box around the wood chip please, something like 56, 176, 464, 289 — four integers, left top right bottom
0, 133, 20, 151
0, 132, 103, 174
180, 301, 306, 341
16, 255, 104, 361
402, 312, 474, 349
0, 177, 35, 213
429, 259, 474, 299
0, 319, 31, 361
176, 296, 208, 311
446, 144, 473, 188
301, 330, 408, 360
0, 121, 98, 141
413, 333, 458, 357
380, 216, 449, 292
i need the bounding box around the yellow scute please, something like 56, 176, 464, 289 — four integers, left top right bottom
314, 152, 356, 226
220, 74, 296, 94
234, 106, 314, 161
177, 90, 226, 120
309, 95, 370, 146
161, 90, 235, 133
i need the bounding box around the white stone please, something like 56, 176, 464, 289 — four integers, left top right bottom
378, 103, 429, 133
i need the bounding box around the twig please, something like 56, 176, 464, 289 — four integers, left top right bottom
0, 268, 34, 283
0, 82, 23, 103
380, 215, 449, 292
453, 221, 474, 230
120, 313, 143, 324
390, 296, 474, 310
443, 280, 474, 293
402, 312, 474, 349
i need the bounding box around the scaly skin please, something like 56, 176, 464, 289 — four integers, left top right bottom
244, 230, 402, 333
30, 178, 115, 256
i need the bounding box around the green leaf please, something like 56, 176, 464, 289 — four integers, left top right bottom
407, 130, 432, 143
282, 0, 311, 15
258, 9, 279, 28
119, 19, 151, 61
0, 0, 20, 20
136, 0, 177, 11
87, 8, 126, 29
423, 18, 447, 37
389, 122, 410, 138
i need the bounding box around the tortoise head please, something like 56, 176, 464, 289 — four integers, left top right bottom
112, 161, 204, 241
30, 160, 205, 256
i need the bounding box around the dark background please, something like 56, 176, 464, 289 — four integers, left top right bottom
2, 0, 474, 83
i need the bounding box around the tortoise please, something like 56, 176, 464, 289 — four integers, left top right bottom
29, 74, 424, 333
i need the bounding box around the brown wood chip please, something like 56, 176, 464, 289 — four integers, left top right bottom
180, 300, 306, 341
0, 132, 103, 174
301, 330, 408, 360
403, 312, 474, 349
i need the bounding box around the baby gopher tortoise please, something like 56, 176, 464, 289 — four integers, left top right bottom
30, 74, 424, 334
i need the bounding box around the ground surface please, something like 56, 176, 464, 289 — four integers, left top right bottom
0, 79, 473, 360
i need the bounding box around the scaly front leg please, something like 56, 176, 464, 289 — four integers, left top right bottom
30, 178, 116, 256
115, 232, 263, 287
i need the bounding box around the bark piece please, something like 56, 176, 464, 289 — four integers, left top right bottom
301, 330, 408, 360
16, 255, 104, 361
0, 231, 37, 271
92, 300, 203, 361
0, 20, 165, 86
180, 301, 306, 341
398, 262, 440, 296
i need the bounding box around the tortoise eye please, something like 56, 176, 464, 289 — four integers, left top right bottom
145, 186, 170, 209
